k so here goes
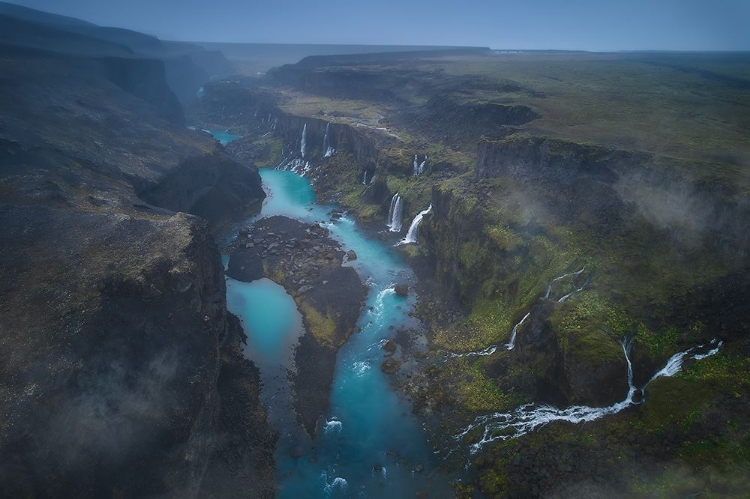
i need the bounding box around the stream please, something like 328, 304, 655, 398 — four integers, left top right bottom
222, 168, 453, 497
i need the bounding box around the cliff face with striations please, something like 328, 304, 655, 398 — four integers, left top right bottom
0, 22, 273, 499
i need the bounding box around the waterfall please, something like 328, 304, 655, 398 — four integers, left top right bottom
300, 123, 307, 158
454, 338, 723, 456
413, 155, 419, 176
396, 204, 432, 245
276, 158, 311, 176
545, 266, 586, 299
323, 122, 336, 157
505, 312, 531, 350
451, 265, 589, 359
419, 155, 427, 174
362, 170, 368, 185
387, 194, 404, 233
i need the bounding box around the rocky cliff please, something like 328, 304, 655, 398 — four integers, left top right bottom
0, 29, 273, 498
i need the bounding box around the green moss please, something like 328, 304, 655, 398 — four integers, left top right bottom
485, 224, 522, 251
299, 303, 339, 348
636, 323, 680, 357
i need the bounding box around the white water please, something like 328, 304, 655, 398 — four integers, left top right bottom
450, 266, 588, 359
277, 158, 312, 176
387, 194, 404, 233
505, 312, 532, 351
412, 154, 427, 175
545, 266, 586, 299
396, 204, 432, 245
362, 170, 368, 185
455, 338, 723, 455
323, 418, 343, 434
300, 123, 307, 158
323, 122, 336, 157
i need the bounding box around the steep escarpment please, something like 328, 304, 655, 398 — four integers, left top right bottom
0, 27, 273, 498
476, 136, 750, 250
0, 211, 275, 498
101, 55, 185, 124
0, 2, 232, 105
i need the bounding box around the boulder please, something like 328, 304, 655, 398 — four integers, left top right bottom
381, 358, 401, 374
346, 250, 358, 261
394, 283, 408, 296
382, 339, 397, 354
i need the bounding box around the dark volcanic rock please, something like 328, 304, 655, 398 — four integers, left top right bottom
394, 283, 409, 296
382, 339, 398, 354
381, 358, 402, 374
0, 25, 273, 499
226, 248, 264, 282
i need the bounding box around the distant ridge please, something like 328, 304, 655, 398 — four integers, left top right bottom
291, 46, 492, 68
0, 1, 96, 28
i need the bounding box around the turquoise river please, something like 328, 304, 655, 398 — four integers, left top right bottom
222, 168, 453, 498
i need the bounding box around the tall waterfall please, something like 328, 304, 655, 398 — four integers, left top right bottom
323, 122, 335, 157
397, 204, 432, 245
454, 338, 723, 456
413, 154, 427, 175
362, 170, 368, 185
300, 123, 307, 158
387, 194, 404, 233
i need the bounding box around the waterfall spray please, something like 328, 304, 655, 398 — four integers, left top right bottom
300, 123, 307, 158
323, 122, 335, 157
387, 194, 404, 233
397, 205, 432, 245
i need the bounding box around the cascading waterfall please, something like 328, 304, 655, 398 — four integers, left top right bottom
387, 193, 404, 233
300, 123, 307, 158
323, 122, 335, 157
505, 312, 532, 350
455, 338, 723, 456
545, 266, 586, 298
276, 158, 311, 176
450, 266, 589, 358
362, 170, 368, 185
396, 204, 432, 245
413, 154, 427, 175
419, 155, 427, 175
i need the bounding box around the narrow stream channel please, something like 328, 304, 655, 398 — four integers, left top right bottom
223, 168, 453, 497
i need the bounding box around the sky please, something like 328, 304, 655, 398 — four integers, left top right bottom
5, 0, 750, 51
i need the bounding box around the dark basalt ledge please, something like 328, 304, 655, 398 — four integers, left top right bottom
227, 215, 368, 436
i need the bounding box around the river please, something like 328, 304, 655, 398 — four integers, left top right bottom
223, 168, 453, 498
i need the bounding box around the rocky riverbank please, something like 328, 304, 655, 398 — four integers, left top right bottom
226, 215, 367, 435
